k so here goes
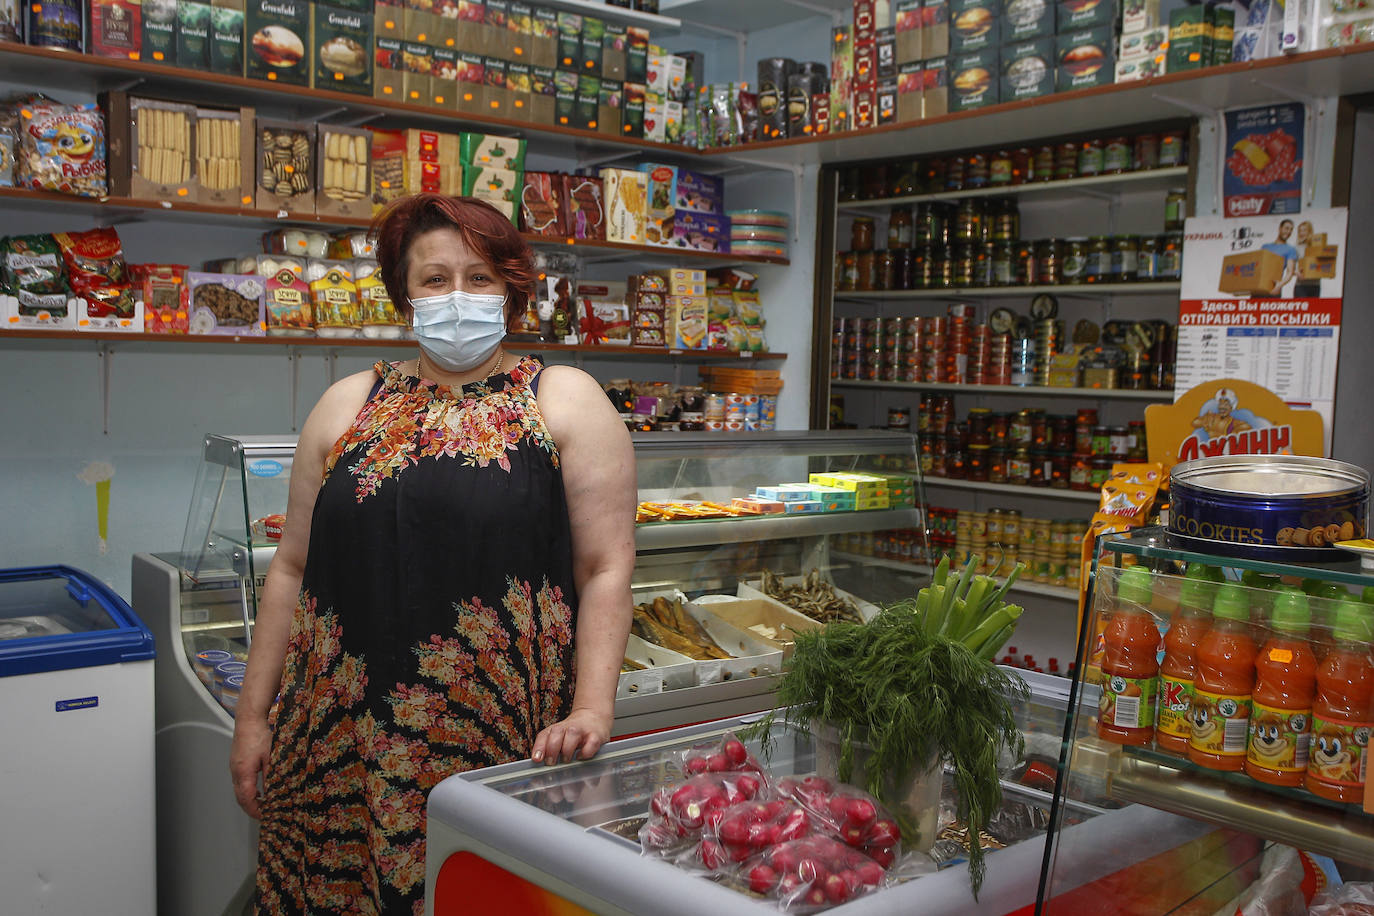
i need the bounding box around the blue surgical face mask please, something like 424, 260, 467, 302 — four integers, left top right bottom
409, 288, 508, 372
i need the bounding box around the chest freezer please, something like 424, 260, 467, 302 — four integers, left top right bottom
0, 565, 157, 916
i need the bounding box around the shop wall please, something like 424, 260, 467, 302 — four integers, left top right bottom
1330, 107, 1373, 464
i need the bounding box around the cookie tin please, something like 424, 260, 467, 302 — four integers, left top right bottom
1169, 455, 1370, 561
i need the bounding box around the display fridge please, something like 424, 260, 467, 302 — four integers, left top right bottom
0, 564, 157, 915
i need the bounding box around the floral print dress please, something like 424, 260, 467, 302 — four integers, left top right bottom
256, 356, 578, 915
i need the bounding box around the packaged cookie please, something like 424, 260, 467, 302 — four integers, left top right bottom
315, 125, 371, 219
601, 167, 646, 244
140, 264, 190, 333
53, 227, 135, 319
195, 106, 253, 206
264, 267, 313, 335
187, 272, 266, 334
262, 227, 329, 259
563, 173, 605, 241
255, 119, 315, 214
104, 94, 199, 202
19, 97, 107, 198
357, 269, 406, 339
304, 257, 353, 283
328, 231, 375, 260
0, 233, 71, 326
310, 266, 360, 338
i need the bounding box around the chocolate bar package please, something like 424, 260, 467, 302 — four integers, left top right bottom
562, 173, 605, 240
520, 170, 563, 235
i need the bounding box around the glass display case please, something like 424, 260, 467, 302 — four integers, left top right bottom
1039, 528, 1374, 914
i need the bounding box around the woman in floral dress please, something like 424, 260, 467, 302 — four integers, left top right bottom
229, 195, 637, 914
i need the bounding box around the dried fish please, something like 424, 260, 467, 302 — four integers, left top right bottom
759, 568, 863, 624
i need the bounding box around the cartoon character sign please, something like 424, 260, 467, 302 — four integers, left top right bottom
1309, 721, 1368, 784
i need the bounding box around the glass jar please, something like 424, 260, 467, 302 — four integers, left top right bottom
1069, 452, 1093, 490
1078, 138, 1105, 176
951, 243, 974, 287
1009, 447, 1032, 486
876, 249, 896, 290
894, 248, 914, 290
1128, 420, 1148, 460
945, 155, 966, 190
1036, 239, 1063, 285
989, 411, 1010, 446
1075, 408, 1098, 452
894, 160, 920, 196
966, 444, 990, 481
971, 243, 994, 288
918, 436, 935, 475
954, 198, 985, 242
1032, 145, 1055, 182
838, 167, 861, 201
1055, 142, 1078, 180
1164, 189, 1187, 231
1010, 408, 1033, 445
1060, 237, 1087, 284
1103, 136, 1132, 174
1031, 410, 1049, 447
855, 250, 877, 290
914, 203, 949, 246
1159, 130, 1186, 167
1108, 424, 1130, 456
988, 448, 1009, 484
923, 157, 948, 192
1085, 236, 1111, 283
912, 243, 933, 288
1089, 456, 1113, 488
861, 164, 890, 200
991, 240, 1016, 286
1014, 241, 1036, 286
989, 149, 1014, 185
1138, 236, 1161, 280
990, 198, 1019, 241
888, 206, 914, 249
1090, 424, 1110, 455
1158, 232, 1184, 279
851, 216, 875, 251
1134, 133, 1160, 170
966, 151, 990, 188
945, 438, 967, 478
931, 245, 953, 288
1050, 415, 1074, 451
1029, 448, 1050, 486
838, 251, 858, 290
1050, 450, 1071, 488
967, 407, 992, 445
1111, 235, 1139, 282
1012, 147, 1033, 185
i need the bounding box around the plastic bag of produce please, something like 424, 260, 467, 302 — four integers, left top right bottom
736, 834, 887, 911
1310, 882, 1374, 915
775, 774, 902, 868
674, 732, 765, 778
638, 771, 768, 856
700, 798, 824, 867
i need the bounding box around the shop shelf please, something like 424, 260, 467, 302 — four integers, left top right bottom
635, 508, 923, 550
1100, 527, 1374, 589
0, 328, 787, 361
921, 478, 1102, 502
833, 551, 1079, 601
540, 0, 682, 27
834, 282, 1180, 300
830, 379, 1173, 400
698, 44, 1374, 164
0, 187, 789, 266
837, 166, 1191, 210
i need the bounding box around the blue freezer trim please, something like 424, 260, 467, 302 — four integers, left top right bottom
0, 565, 156, 678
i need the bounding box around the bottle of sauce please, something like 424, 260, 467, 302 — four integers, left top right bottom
1246, 587, 1318, 786
1305, 598, 1374, 803
1189, 584, 1258, 771
1097, 565, 1159, 746
1157, 564, 1221, 755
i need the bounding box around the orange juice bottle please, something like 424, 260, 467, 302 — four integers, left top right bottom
1098, 566, 1160, 747
1246, 587, 1317, 786
1156, 564, 1221, 755
1189, 584, 1257, 771
1306, 598, 1374, 803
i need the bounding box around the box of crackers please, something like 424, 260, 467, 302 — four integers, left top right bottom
315, 125, 372, 219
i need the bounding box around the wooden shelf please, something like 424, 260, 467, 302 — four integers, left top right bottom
0, 328, 786, 361
834, 282, 1180, 300
697, 44, 1374, 165
831, 379, 1173, 400
838, 167, 1191, 210
0, 187, 788, 266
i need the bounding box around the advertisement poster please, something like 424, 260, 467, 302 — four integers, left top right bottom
1145, 377, 1324, 474
1223, 103, 1304, 217
1174, 209, 1346, 447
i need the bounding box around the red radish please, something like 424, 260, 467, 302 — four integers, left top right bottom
735, 773, 761, 798
856, 861, 885, 887
745, 822, 772, 847
650, 795, 668, 817
845, 797, 877, 826
823, 873, 851, 904
670, 784, 698, 813
771, 847, 800, 874
723, 737, 749, 766
748, 864, 778, 894
684, 756, 708, 776
841, 824, 867, 847
776, 811, 810, 844
699, 839, 727, 870
764, 823, 782, 846
777, 872, 805, 896
706, 753, 731, 772
720, 817, 749, 845
797, 857, 829, 882
776, 777, 798, 795
803, 887, 828, 907
867, 819, 900, 847
764, 799, 788, 817
801, 776, 833, 794
868, 845, 895, 868
703, 808, 726, 832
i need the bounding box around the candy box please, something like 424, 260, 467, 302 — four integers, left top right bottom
519, 171, 564, 236
139, 264, 190, 333
186, 272, 265, 335
562, 173, 605, 240
255, 118, 315, 213
460, 131, 525, 170
603, 167, 647, 244
671, 212, 729, 253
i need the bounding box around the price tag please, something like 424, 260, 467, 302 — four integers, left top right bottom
1269, 648, 1293, 663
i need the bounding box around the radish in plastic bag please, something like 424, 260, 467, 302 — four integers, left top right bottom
639, 771, 768, 856
739, 834, 887, 911
675, 731, 765, 778
776, 774, 903, 868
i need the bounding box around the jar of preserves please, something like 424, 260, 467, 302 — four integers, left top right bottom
1164, 189, 1187, 231
888, 206, 914, 249
1134, 132, 1160, 170
990, 198, 1019, 241
1030, 410, 1049, 447
1075, 408, 1098, 452
1128, 420, 1148, 460
1103, 135, 1132, 174
1070, 452, 1093, 489
851, 216, 875, 251
918, 436, 935, 474
1159, 130, 1186, 166
967, 407, 991, 445
1089, 456, 1113, 488
945, 440, 967, 478
1138, 236, 1161, 280
931, 394, 953, 434
991, 240, 1016, 286
1050, 450, 1071, 488
1060, 237, 1087, 284
912, 244, 933, 288
1050, 415, 1074, 451
1108, 424, 1130, 456
923, 157, 948, 191
1078, 138, 1105, 176
972, 243, 994, 288
1055, 142, 1078, 180
915, 202, 950, 246
1158, 232, 1183, 279
1036, 238, 1063, 285
1032, 145, 1055, 182
894, 160, 920, 196
1010, 408, 1033, 445
838, 251, 858, 290
855, 250, 877, 290
876, 249, 896, 290
1009, 447, 1032, 486
1111, 235, 1139, 282
1090, 424, 1110, 455
861, 164, 890, 200
967, 444, 990, 481
1014, 241, 1036, 285
945, 155, 966, 190
989, 149, 1014, 185
954, 198, 985, 242
966, 151, 990, 188
1085, 236, 1111, 283
1029, 448, 1051, 486
894, 248, 914, 289
951, 242, 974, 287
984, 447, 1006, 483
931, 245, 953, 288
989, 411, 1010, 446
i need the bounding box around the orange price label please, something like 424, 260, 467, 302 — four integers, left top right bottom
1269, 648, 1293, 663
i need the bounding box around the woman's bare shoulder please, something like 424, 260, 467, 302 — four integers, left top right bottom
299, 369, 383, 456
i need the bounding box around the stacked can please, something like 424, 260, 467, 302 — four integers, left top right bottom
1033, 320, 1062, 386
946, 312, 972, 382
723, 393, 747, 431
921, 316, 947, 383
758, 395, 777, 430
831, 317, 847, 380
1009, 337, 1036, 386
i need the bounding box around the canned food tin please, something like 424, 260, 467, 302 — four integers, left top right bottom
1168, 455, 1370, 559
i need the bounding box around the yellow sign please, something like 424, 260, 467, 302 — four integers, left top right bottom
1145, 378, 1325, 475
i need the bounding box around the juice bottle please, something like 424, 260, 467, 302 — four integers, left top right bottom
1242, 570, 1281, 628
1246, 587, 1317, 786
1310, 583, 1349, 660
1098, 566, 1160, 747
1189, 584, 1258, 771
1306, 598, 1374, 803
1156, 565, 1220, 755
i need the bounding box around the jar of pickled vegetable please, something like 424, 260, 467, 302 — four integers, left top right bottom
989, 149, 1014, 185
1134, 133, 1159, 170
1032, 145, 1056, 181
1009, 447, 1032, 486
888, 206, 913, 249
966, 151, 990, 188
946, 155, 967, 190
1111, 235, 1139, 282
954, 198, 984, 242
1036, 239, 1062, 285
912, 244, 933, 288
1165, 189, 1187, 231
1078, 138, 1105, 176
951, 243, 974, 287
991, 240, 1016, 286
855, 250, 877, 290
1103, 136, 1131, 173
1029, 448, 1051, 486
990, 198, 1019, 241
1158, 232, 1183, 279
1085, 236, 1111, 283
967, 407, 992, 445
838, 252, 858, 291
1060, 237, 1086, 284
1159, 130, 1186, 166
988, 448, 1009, 483
1089, 456, 1113, 488
876, 249, 896, 290
851, 216, 875, 251
972, 243, 994, 288
1055, 142, 1078, 180
967, 443, 990, 481
1070, 452, 1093, 490
931, 245, 953, 288
1014, 241, 1036, 285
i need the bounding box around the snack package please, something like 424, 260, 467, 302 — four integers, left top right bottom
737, 834, 888, 911
140, 264, 190, 333
310, 265, 361, 337
263, 228, 330, 259
732, 289, 762, 325
328, 230, 374, 260
1, 232, 70, 324
563, 173, 605, 240
357, 269, 406, 339
53, 228, 135, 318
1077, 462, 1165, 633
19, 97, 108, 197
264, 267, 313, 335
520, 170, 564, 237
639, 771, 769, 856
775, 775, 903, 867
238, 254, 305, 277
187, 272, 265, 334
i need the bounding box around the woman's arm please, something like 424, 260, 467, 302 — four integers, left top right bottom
229, 371, 375, 816
532, 365, 637, 764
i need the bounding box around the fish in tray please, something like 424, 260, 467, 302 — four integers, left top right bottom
760, 568, 865, 625
631, 596, 732, 661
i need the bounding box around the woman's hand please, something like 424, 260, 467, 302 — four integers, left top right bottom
532, 705, 613, 765
230, 714, 273, 818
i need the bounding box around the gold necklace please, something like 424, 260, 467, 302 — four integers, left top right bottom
414, 349, 505, 381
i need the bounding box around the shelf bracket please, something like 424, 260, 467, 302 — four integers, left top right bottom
712, 158, 806, 245
340, 110, 385, 128
99, 341, 112, 436
1150, 92, 1221, 120
106, 77, 146, 95
1248, 77, 1318, 109
309, 105, 351, 123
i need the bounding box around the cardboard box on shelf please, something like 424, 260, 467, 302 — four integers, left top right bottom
1122, 0, 1159, 32
506, 1, 531, 60
401, 42, 433, 105
853, 84, 876, 128
1001, 36, 1055, 100
625, 24, 647, 83
603, 167, 647, 244
89, 0, 143, 60
576, 72, 599, 130
1114, 54, 1165, 80
563, 173, 605, 240
556, 10, 580, 70
1118, 25, 1167, 59
1210, 5, 1233, 64
1002, 0, 1054, 41
950, 48, 998, 110
375, 0, 403, 39
519, 171, 563, 236
671, 212, 729, 253
1218, 249, 1286, 295
1167, 4, 1210, 71
554, 68, 578, 128
210, 0, 245, 74
602, 21, 626, 78
402, 6, 436, 43
666, 294, 707, 349
922, 0, 950, 57
854, 39, 877, 86
104, 94, 200, 203
316, 125, 371, 219
598, 77, 622, 135
668, 267, 706, 294
507, 61, 532, 120
923, 56, 949, 117
950, 0, 998, 51
621, 81, 645, 138
374, 36, 405, 100
460, 131, 525, 169
177, 0, 213, 70
367, 127, 404, 211
142, 0, 177, 64
456, 52, 485, 114
255, 119, 316, 214
878, 26, 897, 77
580, 13, 603, 75
485, 0, 511, 57
896, 0, 923, 61
1057, 0, 1115, 30
530, 5, 557, 67
431, 46, 457, 105
244, 0, 311, 85
830, 26, 853, 131
483, 56, 509, 116
194, 105, 253, 206
1057, 25, 1114, 90
530, 64, 556, 124
313, 3, 373, 95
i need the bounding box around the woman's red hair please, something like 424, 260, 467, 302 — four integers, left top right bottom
370, 194, 536, 327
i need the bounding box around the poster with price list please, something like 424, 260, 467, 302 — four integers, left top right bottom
1174, 209, 1347, 451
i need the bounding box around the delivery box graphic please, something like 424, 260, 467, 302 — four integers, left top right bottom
1218, 249, 1286, 295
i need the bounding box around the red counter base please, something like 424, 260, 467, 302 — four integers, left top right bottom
434, 851, 597, 916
